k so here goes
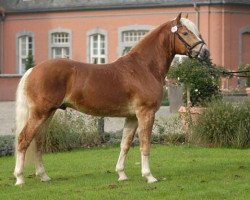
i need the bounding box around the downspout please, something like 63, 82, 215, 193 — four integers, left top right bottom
0, 7, 5, 74
206, 0, 212, 49
193, 1, 200, 30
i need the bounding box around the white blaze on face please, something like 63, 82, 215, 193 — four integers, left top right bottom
180, 18, 201, 41
180, 17, 210, 60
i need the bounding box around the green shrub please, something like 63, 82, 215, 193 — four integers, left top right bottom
0, 135, 14, 156
168, 58, 221, 106
191, 100, 250, 148
25, 52, 35, 71
161, 98, 169, 106
43, 109, 102, 153
153, 114, 185, 144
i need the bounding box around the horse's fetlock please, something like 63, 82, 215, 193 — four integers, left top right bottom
142, 170, 151, 177
14, 171, 22, 177
116, 165, 124, 172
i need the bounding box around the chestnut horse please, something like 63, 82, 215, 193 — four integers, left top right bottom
14, 13, 210, 185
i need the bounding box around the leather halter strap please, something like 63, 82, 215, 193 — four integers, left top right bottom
174, 25, 205, 58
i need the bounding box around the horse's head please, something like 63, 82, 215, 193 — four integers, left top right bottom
171, 13, 210, 62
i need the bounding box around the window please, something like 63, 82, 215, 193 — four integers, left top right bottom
49, 29, 71, 59
87, 28, 107, 64
89, 34, 106, 64
122, 30, 148, 55
17, 34, 34, 74
122, 30, 148, 43
118, 25, 153, 56
51, 32, 70, 58
239, 26, 250, 66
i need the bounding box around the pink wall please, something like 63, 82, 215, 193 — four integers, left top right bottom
0, 76, 21, 101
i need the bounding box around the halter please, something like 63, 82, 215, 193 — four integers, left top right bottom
172, 25, 206, 59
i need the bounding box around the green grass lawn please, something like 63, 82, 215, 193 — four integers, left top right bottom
0, 145, 249, 200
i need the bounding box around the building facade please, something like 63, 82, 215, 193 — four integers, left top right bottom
0, 0, 250, 100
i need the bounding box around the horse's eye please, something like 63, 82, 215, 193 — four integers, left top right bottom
183, 32, 188, 36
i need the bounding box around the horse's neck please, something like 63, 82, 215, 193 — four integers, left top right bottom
127, 30, 175, 84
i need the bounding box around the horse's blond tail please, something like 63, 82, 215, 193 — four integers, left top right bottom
15, 68, 36, 164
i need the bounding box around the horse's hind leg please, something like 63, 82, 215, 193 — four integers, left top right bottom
34, 114, 54, 182
116, 117, 138, 181
34, 137, 50, 182
14, 110, 52, 185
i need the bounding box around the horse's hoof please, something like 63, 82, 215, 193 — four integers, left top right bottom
118, 175, 128, 181
41, 174, 51, 182
117, 170, 128, 181
147, 176, 158, 183
15, 178, 25, 186
36, 171, 51, 182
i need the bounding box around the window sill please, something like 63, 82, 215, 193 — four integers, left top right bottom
0, 74, 22, 78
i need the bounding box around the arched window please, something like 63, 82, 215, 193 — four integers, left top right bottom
87, 28, 107, 64
16, 31, 34, 74
49, 28, 72, 59
118, 25, 153, 56
239, 26, 250, 66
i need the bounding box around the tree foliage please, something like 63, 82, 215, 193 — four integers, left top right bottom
25, 52, 35, 71
168, 58, 221, 106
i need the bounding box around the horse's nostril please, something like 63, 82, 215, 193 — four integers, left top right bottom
206, 50, 210, 57
202, 49, 210, 60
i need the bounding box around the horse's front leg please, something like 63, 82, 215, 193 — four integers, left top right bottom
137, 109, 157, 183
116, 117, 138, 181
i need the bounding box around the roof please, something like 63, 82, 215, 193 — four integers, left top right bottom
0, 0, 250, 14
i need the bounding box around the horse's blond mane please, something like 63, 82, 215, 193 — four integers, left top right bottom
180, 18, 201, 38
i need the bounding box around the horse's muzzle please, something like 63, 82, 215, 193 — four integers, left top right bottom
197, 47, 210, 63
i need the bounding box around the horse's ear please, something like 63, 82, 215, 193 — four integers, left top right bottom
175, 12, 182, 25
185, 13, 189, 19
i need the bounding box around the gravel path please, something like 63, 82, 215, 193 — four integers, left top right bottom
0, 101, 170, 136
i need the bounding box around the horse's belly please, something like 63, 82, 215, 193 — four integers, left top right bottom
65, 98, 135, 117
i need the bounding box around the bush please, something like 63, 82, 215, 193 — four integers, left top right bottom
0, 135, 14, 156
25, 52, 35, 71
0, 110, 103, 156
43, 109, 102, 153
153, 114, 185, 144
191, 100, 250, 148
167, 58, 221, 106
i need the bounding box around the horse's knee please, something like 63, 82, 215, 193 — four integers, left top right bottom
140, 144, 150, 156
121, 143, 131, 154
17, 135, 30, 152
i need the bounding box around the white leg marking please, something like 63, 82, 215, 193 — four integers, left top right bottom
141, 153, 157, 183
116, 150, 128, 181
116, 118, 137, 181
14, 151, 25, 185
35, 151, 51, 182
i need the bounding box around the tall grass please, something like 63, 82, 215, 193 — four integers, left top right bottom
153, 114, 185, 144
42, 109, 102, 153
191, 100, 250, 148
